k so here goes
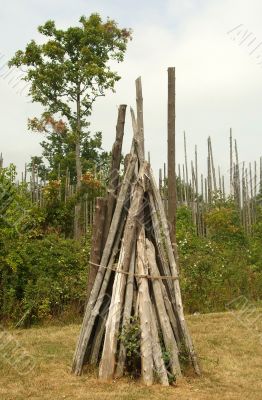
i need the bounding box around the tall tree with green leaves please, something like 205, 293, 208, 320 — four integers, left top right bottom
27, 117, 108, 182
9, 13, 132, 238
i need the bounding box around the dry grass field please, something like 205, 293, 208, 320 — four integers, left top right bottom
0, 310, 261, 400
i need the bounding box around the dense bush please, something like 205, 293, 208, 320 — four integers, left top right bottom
0, 234, 90, 325
0, 166, 90, 326
178, 205, 262, 313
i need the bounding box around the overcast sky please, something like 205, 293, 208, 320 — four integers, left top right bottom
1, 0, 262, 183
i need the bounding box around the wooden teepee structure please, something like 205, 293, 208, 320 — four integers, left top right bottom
72, 77, 200, 385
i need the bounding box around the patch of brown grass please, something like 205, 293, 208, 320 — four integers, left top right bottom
0, 309, 261, 400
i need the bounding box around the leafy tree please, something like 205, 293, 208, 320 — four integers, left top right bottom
9, 13, 132, 237
28, 120, 107, 183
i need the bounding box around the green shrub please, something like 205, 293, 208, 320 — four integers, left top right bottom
0, 234, 90, 325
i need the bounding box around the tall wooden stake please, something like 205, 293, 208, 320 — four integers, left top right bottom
167, 67, 176, 245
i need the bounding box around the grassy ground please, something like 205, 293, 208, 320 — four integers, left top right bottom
0, 309, 261, 400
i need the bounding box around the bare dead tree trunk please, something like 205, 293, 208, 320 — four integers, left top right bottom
167, 67, 176, 246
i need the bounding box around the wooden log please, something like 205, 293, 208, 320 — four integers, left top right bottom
115, 245, 136, 378
135, 77, 145, 161
72, 155, 137, 375
146, 239, 182, 378
148, 168, 201, 376
184, 131, 189, 205
136, 227, 154, 386
98, 242, 126, 380
89, 308, 108, 365
147, 193, 180, 344
104, 105, 127, 240
87, 197, 107, 300
167, 67, 176, 246
149, 303, 169, 386
130, 107, 144, 165
99, 164, 146, 381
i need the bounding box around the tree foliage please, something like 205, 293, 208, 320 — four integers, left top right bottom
9, 14, 132, 126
